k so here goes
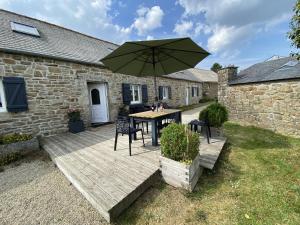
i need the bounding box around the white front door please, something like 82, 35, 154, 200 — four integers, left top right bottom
185, 87, 189, 105
88, 83, 109, 123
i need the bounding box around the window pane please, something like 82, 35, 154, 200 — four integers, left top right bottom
11, 22, 40, 36
91, 89, 100, 105
0, 92, 2, 107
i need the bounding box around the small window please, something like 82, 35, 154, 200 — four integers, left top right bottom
162, 86, 169, 100
130, 84, 141, 104
10, 22, 40, 37
0, 79, 7, 112
192, 86, 199, 97
91, 89, 100, 105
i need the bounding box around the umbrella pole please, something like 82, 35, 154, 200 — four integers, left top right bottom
152, 48, 159, 111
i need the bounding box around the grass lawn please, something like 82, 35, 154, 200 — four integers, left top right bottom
116, 122, 300, 225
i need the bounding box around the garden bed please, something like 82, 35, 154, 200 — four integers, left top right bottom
159, 153, 203, 192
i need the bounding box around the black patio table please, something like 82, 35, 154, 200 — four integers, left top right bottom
129, 109, 182, 146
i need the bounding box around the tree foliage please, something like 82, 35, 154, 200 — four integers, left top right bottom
210, 63, 222, 72
288, 0, 300, 59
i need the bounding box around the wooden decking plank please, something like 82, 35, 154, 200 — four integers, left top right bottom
81, 131, 160, 171
53, 135, 135, 199
81, 131, 159, 171
65, 132, 157, 180
42, 139, 115, 211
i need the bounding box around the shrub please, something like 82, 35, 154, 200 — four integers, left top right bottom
67, 108, 81, 122
199, 102, 228, 128
0, 152, 22, 166
161, 123, 200, 163
0, 133, 32, 145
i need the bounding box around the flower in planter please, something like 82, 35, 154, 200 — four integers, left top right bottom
67, 108, 81, 122
160, 123, 200, 163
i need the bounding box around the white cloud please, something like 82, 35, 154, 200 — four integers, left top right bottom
177, 0, 295, 57
132, 6, 164, 36
207, 25, 255, 54
74, 6, 85, 19
173, 20, 193, 36
194, 23, 211, 36
146, 35, 154, 40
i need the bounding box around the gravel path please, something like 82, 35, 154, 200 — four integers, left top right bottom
0, 152, 108, 225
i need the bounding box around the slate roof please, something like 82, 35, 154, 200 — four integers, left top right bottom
0, 9, 118, 65
230, 56, 300, 85
164, 68, 218, 83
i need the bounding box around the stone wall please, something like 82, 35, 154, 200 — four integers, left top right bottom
218, 67, 300, 137
203, 82, 218, 99
0, 52, 202, 136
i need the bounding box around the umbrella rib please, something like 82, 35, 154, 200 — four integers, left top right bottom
160, 47, 210, 55
160, 50, 195, 68
138, 54, 151, 76
112, 52, 146, 73
101, 48, 146, 61
128, 37, 189, 49
157, 54, 167, 75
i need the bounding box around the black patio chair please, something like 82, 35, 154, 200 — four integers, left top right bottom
129, 104, 149, 134
114, 116, 145, 156
189, 119, 211, 144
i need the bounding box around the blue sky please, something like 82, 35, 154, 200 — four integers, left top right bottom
0, 0, 297, 70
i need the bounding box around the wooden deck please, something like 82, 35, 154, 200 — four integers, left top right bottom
41, 115, 226, 222
199, 133, 227, 169
41, 124, 160, 222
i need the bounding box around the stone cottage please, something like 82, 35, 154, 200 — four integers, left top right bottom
0, 9, 210, 136
165, 68, 218, 99
218, 57, 300, 137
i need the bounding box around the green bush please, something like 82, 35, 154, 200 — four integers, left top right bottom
0, 152, 22, 166
0, 133, 33, 145
160, 123, 200, 163
199, 102, 228, 127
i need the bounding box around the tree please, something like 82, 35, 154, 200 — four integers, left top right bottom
288, 0, 300, 59
210, 63, 222, 72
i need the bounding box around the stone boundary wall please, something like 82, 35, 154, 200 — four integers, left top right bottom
203, 82, 218, 99
218, 67, 300, 137
0, 52, 202, 136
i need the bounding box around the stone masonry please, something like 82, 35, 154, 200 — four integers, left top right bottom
218, 67, 300, 137
0, 52, 202, 136
203, 82, 218, 99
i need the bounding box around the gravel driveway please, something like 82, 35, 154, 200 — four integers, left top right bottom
0, 152, 108, 225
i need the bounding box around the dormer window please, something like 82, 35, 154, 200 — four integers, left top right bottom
10, 21, 40, 37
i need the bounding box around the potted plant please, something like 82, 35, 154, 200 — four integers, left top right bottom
159, 123, 202, 191
199, 102, 228, 136
67, 108, 85, 133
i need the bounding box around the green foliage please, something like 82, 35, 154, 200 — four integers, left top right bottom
288, 0, 300, 59
199, 96, 215, 103
210, 62, 222, 72
0, 152, 22, 166
67, 108, 81, 122
199, 102, 228, 127
0, 133, 32, 145
160, 123, 200, 162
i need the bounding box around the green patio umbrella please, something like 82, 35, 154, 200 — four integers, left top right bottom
101, 37, 210, 100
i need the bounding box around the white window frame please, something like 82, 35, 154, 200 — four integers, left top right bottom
0, 79, 7, 112
162, 86, 169, 100
192, 86, 198, 97
10, 21, 40, 37
130, 84, 142, 104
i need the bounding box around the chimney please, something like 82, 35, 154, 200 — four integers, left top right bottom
217, 66, 238, 84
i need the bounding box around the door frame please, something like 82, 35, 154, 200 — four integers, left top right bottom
87, 82, 109, 124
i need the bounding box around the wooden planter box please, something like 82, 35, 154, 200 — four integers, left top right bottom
159, 154, 203, 192
0, 137, 39, 157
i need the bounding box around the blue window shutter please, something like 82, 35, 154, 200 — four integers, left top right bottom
3, 77, 28, 112
168, 86, 172, 99
192, 87, 194, 97
122, 83, 131, 105
142, 85, 148, 103
158, 86, 163, 100
197, 87, 199, 96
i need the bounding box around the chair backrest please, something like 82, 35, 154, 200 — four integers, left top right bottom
116, 116, 130, 134
129, 104, 146, 113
